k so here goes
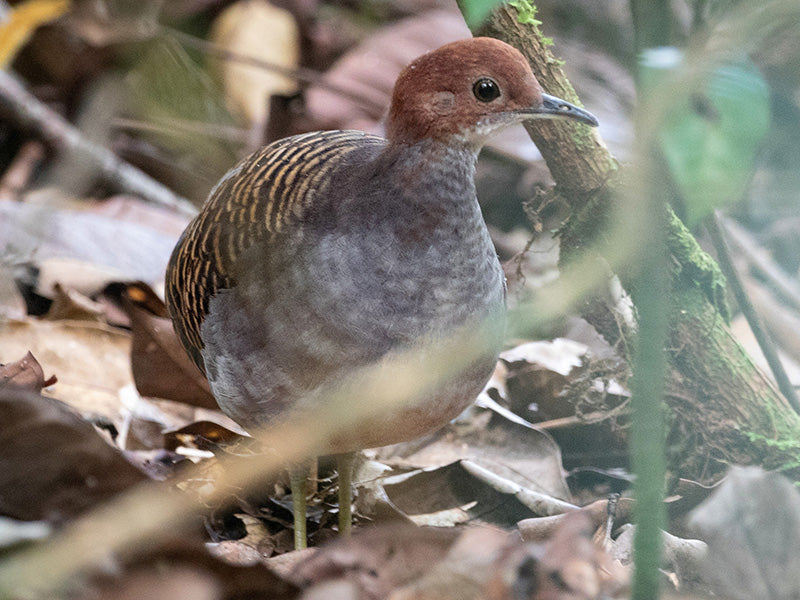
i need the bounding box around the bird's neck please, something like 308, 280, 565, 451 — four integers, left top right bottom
354, 138, 493, 272
376, 138, 480, 215
316, 137, 487, 248
382, 137, 479, 175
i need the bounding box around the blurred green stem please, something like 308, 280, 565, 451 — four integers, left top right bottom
628, 167, 670, 600
628, 1, 671, 597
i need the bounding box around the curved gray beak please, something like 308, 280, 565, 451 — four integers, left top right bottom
520, 92, 599, 127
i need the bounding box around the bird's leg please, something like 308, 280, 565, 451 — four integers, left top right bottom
309, 458, 319, 493
336, 451, 356, 537
289, 463, 310, 550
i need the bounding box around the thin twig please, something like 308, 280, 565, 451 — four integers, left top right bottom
0, 139, 44, 198
113, 116, 249, 144
718, 214, 800, 314
0, 69, 197, 217
706, 211, 800, 413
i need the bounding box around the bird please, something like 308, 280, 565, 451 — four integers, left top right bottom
165, 36, 598, 549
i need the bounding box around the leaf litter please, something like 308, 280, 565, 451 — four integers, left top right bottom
2, 0, 799, 597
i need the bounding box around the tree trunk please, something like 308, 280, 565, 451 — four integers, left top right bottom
463, 0, 800, 483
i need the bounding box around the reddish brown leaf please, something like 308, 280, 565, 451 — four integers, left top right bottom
304, 10, 470, 133
89, 538, 299, 600
291, 523, 460, 599
0, 351, 55, 392
0, 387, 147, 523
121, 282, 217, 409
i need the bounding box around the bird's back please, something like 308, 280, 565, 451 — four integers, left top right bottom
166, 130, 385, 373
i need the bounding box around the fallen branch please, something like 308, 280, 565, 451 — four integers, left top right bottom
0, 69, 197, 217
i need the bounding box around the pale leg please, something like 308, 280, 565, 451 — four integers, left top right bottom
289, 465, 309, 550
336, 452, 356, 537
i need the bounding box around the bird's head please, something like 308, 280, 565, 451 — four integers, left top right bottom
386, 37, 598, 148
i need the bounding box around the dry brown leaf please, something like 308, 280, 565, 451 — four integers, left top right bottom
531, 511, 628, 600
378, 416, 570, 506
34, 257, 124, 300
518, 497, 634, 544
121, 282, 216, 409
89, 538, 299, 600
43, 282, 105, 321
612, 526, 706, 592
0, 387, 147, 523
377, 460, 574, 529
0, 317, 132, 420
382, 513, 628, 599
390, 526, 511, 600
83, 195, 192, 239
305, 9, 470, 133
291, 523, 459, 600
266, 547, 317, 579
483, 339, 629, 470
1, 193, 180, 291
206, 513, 273, 562
494, 339, 590, 421
0, 350, 56, 392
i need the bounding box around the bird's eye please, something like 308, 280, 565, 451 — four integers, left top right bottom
472, 78, 501, 102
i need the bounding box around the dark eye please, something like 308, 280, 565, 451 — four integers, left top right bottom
472, 78, 501, 102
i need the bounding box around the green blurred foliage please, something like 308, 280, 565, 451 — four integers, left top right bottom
640, 47, 771, 228
126, 36, 242, 195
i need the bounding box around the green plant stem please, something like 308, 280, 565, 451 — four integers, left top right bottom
628, 2, 671, 596
336, 452, 355, 537
628, 0, 672, 594
629, 177, 670, 600
289, 465, 309, 550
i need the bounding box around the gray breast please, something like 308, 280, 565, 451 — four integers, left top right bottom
201, 142, 506, 437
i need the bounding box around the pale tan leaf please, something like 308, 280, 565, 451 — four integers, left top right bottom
209, 0, 300, 128
0, 318, 132, 419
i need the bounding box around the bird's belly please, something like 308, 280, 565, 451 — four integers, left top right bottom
325, 356, 497, 453
201, 235, 505, 448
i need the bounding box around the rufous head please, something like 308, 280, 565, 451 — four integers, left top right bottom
386, 37, 598, 147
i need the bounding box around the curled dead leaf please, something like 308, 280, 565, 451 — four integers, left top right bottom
121, 282, 216, 409
0, 351, 56, 392
291, 523, 459, 600
0, 387, 147, 523
43, 283, 104, 321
